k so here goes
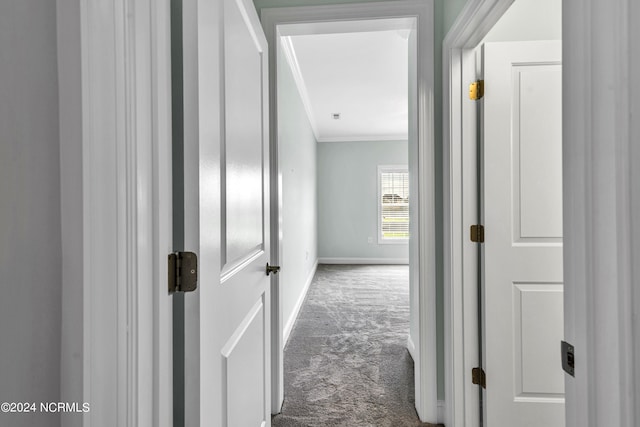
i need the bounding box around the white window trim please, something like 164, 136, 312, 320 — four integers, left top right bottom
378, 165, 410, 245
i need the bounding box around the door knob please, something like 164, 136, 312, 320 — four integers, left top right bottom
266, 263, 281, 276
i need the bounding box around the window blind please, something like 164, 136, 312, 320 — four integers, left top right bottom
380, 171, 409, 239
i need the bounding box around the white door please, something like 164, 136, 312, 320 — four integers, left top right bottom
483, 40, 564, 427
181, 0, 272, 425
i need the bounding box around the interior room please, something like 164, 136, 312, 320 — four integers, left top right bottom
272, 20, 417, 424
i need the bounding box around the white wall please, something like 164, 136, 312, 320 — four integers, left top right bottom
482, 0, 562, 43
317, 140, 409, 262
278, 43, 319, 342
0, 2, 62, 426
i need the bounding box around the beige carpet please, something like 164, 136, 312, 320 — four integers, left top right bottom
272, 264, 443, 427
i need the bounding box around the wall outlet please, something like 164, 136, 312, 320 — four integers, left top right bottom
367, 236, 373, 244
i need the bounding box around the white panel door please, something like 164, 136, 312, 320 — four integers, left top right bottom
182, 0, 271, 425
483, 40, 563, 427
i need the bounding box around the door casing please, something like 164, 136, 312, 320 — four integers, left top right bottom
261, 0, 437, 422
442, 1, 515, 427
57, 1, 174, 426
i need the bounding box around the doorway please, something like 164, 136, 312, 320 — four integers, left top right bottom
261, 1, 438, 422
443, 0, 563, 426
274, 21, 412, 423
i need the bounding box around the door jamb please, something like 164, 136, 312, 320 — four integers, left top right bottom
442, 1, 514, 427
58, 1, 173, 426
261, 1, 437, 422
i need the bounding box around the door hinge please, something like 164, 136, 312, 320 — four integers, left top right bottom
168, 251, 198, 293
469, 80, 484, 100
470, 224, 485, 243
472, 367, 486, 388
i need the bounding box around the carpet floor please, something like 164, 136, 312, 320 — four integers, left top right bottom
272, 264, 442, 427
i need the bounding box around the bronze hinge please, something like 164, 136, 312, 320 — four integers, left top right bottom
168, 251, 198, 293
472, 367, 486, 388
469, 80, 484, 100
470, 224, 485, 243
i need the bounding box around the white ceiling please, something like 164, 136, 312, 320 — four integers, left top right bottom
281, 28, 409, 142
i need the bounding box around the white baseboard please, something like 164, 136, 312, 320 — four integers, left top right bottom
318, 257, 409, 265
283, 260, 318, 347
438, 400, 445, 424
407, 334, 416, 361
408, 336, 444, 423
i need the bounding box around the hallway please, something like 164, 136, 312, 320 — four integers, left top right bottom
272, 265, 439, 427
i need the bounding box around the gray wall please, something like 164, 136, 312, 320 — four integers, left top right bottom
278, 41, 319, 338
443, 0, 468, 31
318, 140, 409, 261
0, 2, 62, 426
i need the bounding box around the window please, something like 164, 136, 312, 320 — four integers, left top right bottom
378, 166, 409, 243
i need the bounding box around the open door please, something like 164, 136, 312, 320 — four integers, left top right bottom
482, 40, 564, 427
179, 0, 272, 425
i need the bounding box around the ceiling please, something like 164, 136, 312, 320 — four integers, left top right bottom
281, 28, 409, 142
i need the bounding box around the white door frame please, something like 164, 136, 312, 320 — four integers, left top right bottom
562, 1, 639, 426
442, 1, 515, 427
445, 1, 640, 427
57, 1, 173, 426
261, 1, 437, 422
